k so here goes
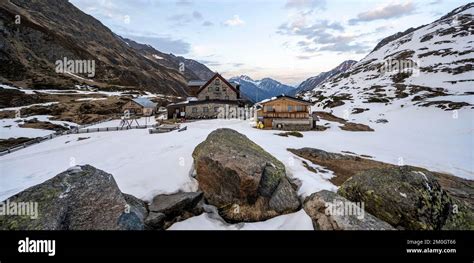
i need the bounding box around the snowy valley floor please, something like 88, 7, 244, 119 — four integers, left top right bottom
0, 101, 472, 229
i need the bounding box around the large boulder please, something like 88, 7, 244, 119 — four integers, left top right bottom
192, 128, 300, 222
0, 165, 147, 230
338, 166, 474, 230
303, 190, 394, 230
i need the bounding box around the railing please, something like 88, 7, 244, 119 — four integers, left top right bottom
0, 132, 62, 157
0, 117, 158, 157
74, 124, 156, 134
261, 112, 310, 118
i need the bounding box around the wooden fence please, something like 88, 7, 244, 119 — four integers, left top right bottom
0, 118, 156, 156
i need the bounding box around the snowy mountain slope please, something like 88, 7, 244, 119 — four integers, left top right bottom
230, 75, 296, 102
295, 60, 357, 95
305, 3, 474, 111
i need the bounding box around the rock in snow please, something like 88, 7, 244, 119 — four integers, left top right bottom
338, 166, 474, 230
303, 190, 394, 230
149, 192, 203, 217
192, 128, 301, 222
0, 165, 146, 230
147, 191, 204, 229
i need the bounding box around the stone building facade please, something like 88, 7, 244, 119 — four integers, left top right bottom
196, 77, 238, 101
184, 101, 240, 119
167, 73, 246, 119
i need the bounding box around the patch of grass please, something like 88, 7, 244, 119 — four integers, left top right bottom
0, 137, 36, 151
287, 148, 474, 210
339, 122, 374, 132
276, 131, 304, 138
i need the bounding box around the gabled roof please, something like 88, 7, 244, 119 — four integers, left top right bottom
197, 73, 239, 95
257, 94, 312, 105
132, 97, 157, 108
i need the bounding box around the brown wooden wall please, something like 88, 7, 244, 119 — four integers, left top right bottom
261, 98, 310, 118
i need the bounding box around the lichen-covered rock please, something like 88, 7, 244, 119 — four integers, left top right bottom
147, 192, 204, 229
0, 165, 147, 230
192, 128, 300, 222
303, 190, 394, 230
441, 198, 474, 230
148, 192, 203, 217
338, 166, 474, 230
269, 178, 301, 213
144, 212, 166, 230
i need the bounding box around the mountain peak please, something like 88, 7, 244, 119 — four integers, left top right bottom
230, 75, 295, 102
239, 75, 255, 82
260, 77, 279, 83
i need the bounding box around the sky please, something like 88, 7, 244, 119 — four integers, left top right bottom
69, 0, 469, 86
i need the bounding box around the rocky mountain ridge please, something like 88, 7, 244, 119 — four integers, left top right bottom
0, 0, 213, 96
230, 75, 296, 102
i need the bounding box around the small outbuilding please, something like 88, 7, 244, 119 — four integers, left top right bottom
122, 97, 157, 116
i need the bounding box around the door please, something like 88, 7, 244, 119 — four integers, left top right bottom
263, 118, 273, 128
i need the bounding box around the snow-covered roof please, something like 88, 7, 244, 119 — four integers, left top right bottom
132, 97, 156, 108
256, 94, 311, 105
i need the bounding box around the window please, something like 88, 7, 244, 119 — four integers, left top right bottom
203, 107, 209, 112
223, 86, 227, 91
215, 79, 220, 85
192, 107, 198, 113
288, 105, 293, 112
225, 95, 229, 100
214, 107, 220, 112
266, 106, 273, 112
215, 86, 219, 91
205, 96, 209, 100
296, 105, 304, 112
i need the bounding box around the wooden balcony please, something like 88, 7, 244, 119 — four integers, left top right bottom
261, 111, 309, 119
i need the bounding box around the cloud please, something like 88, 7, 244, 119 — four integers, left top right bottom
192, 11, 203, 20
197, 60, 245, 68
176, 0, 193, 6
349, 2, 416, 25
429, 0, 442, 5
168, 14, 190, 23
296, 55, 313, 60
277, 18, 370, 54
277, 19, 344, 37
198, 59, 222, 67
168, 11, 204, 26
319, 42, 369, 54
125, 35, 191, 54
224, 15, 245, 26
202, 21, 214, 26
375, 25, 393, 33
284, 0, 326, 10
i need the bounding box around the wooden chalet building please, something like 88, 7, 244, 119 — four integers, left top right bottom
256, 95, 313, 130
167, 73, 246, 119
